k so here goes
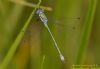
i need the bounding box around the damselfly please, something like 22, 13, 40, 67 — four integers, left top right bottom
36, 9, 65, 61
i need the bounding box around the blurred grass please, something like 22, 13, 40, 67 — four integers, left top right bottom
75, 0, 97, 64
93, 0, 100, 65
0, 0, 100, 69
0, 0, 24, 63
0, 0, 41, 69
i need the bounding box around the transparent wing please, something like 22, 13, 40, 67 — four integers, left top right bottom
48, 17, 81, 31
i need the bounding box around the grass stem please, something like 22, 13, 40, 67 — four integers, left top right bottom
9, 0, 52, 11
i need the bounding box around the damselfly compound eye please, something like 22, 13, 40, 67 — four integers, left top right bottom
36, 9, 44, 14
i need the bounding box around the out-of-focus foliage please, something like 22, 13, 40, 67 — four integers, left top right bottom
0, 0, 100, 69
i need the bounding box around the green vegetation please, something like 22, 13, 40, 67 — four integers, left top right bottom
0, 0, 99, 69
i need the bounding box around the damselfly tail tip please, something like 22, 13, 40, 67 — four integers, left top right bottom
60, 54, 64, 61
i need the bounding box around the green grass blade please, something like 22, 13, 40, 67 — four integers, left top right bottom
41, 55, 45, 69
0, 0, 42, 69
9, 0, 52, 11
75, 0, 97, 64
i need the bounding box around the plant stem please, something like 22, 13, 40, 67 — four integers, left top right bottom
0, 0, 42, 69
41, 55, 45, 69
9, 0, 52, 11
75, 0, 97, 64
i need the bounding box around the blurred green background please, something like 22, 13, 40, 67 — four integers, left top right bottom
0, 0, 100, 69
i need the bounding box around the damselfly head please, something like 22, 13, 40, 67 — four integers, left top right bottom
36, 9, 44, 14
